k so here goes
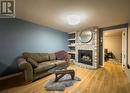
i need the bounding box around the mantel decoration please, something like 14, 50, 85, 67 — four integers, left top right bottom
79, 29, 93, 43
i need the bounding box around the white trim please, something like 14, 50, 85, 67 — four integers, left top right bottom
122, 28, 128, 70
102, 32, 105, 67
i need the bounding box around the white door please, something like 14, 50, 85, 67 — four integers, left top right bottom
122, 29, 127, 70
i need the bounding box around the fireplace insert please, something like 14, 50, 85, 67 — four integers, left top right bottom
78, 50, 93, 65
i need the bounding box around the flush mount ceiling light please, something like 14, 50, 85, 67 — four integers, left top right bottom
67, 15, 80, 25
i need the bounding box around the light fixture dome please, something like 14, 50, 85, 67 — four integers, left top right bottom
67, 15, 80, 25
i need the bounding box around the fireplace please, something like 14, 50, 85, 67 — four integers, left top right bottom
78, 50, 93, 65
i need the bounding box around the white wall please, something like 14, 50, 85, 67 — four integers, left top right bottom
104, 36, 122, 61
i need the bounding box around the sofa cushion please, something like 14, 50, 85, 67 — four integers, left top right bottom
49, 53, 56, 60
34, 62, 55, 74
23, 53, 49, 62
45, 60, 67, 66
54, 60, 67, 66
43, 61, 57, 65
26, 58, 38, 68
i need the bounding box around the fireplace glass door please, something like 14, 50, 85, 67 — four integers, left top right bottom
78, 50, 93, 65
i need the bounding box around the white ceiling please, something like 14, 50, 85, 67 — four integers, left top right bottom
16, 0, 130, 32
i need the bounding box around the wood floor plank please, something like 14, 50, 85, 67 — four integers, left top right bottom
0, 62, 130, 93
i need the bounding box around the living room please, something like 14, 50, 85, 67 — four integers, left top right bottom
0, 0, 130, 93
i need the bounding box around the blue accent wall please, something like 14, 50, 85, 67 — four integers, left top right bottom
0, 18, 68, 76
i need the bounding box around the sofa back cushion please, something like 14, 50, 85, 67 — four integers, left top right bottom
23, 53, 49, 62
26, 58, 38, 68
49, 53, 56, 60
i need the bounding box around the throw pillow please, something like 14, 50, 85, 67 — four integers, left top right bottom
55, 50, 67, 60
27, 58, 38, 68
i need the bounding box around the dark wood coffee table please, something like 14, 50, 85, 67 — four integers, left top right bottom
54, 69, 75, 82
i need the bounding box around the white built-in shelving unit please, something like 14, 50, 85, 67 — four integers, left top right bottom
68, 32, 76, 60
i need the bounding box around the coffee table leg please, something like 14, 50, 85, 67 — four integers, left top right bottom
71, 71, 75, 80
72, 72, 75, 80
55, 74, 65, 82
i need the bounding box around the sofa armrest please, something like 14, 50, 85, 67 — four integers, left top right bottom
65, 53, 71, 62
17, 58, 33, 82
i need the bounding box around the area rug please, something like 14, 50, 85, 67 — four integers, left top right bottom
44, 74, 81, 91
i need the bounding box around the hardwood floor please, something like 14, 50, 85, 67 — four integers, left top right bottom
0, 63, 130, 93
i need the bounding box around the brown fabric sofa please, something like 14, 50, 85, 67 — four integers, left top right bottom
17, 52, 70, 82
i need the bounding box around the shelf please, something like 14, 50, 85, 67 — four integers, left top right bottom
68, 51, 76, 54
68, 32, 76, 34
68, 38, 76, 41
68, 44, 75, 47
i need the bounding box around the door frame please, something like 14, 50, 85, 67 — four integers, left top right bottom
99, 23, 128, 67
122, 30, 128, 70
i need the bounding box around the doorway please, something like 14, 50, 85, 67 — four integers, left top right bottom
99, 24, 128, 69
102, 28, 127, 69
